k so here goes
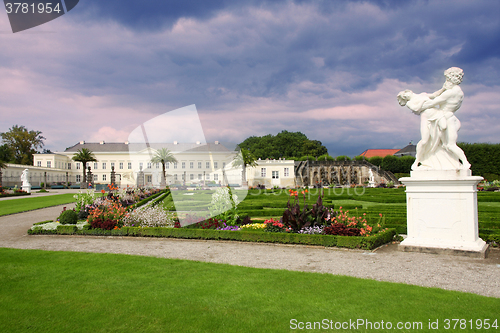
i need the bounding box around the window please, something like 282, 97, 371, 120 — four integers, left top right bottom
94, 162, 98, 169
206, 162, 210, 169
272, 171, 279, 179
214, 162, 218, 169
146, 175, 152, 183
182, 173, 185, 180
174, 174, 178, 181
103, 174, 107, 181
37, 161, 41, 167
214, 174, 219, 181
198, 174, 202, 180
284, 167, 289, 177
76, 163, 81, 169
198, 162, 202, 169
93, 175, 98, 181
182, 162, 186, 169
68, 163, 71, 169
102, 162, 106, 170
76, 175, 81, 182
156, 163, 159, 169
166, 163, 169, 169
139, 162, 143, 169
47, 161, 51, 168
190, 162, 194, 169
261, 168, 266, 177
174, 162, 178, 169
147, 162, 152, 169
111, 162, 115, 169
119, 162, 123, 170
206, 174, 210, 180
222, 162, 226, 169
128, 162, 132, 169
190, 174, 194, 180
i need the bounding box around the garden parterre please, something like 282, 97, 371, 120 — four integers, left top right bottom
29, 185, 500, 247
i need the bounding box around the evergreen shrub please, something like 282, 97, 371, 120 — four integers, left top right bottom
58, 210, 78, 225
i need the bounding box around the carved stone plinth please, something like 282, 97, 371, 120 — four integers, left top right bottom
22, 185, 32, 193
399, 170, 488, 258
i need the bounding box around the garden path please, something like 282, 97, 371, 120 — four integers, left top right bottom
0, 204, 499, 298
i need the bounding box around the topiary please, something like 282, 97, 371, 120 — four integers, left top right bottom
58, 209, 78, 225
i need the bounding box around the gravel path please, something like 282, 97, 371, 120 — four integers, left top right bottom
1, 204, 499, 298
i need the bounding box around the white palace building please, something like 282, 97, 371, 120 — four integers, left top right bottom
1, 141, 295, 189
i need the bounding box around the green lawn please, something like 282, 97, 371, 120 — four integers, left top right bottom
0, 194, 77, 216
0, 248, 498, 333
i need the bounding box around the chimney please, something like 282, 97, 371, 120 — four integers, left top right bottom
174, 141, 178, 145
100, 141, 105, 145
79, 140, 85, 144
215, 141, 219, 145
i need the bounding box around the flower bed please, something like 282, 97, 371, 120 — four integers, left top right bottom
29, 186, 399, 250
28, 223, 396, 250
0, 187, 31, 197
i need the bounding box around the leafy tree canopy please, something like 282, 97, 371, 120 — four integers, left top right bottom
238, 130, 328, 159
0, 144, 13, 164
0, 125, 45, 165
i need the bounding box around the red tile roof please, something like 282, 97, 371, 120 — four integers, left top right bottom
359, 149, 400, 158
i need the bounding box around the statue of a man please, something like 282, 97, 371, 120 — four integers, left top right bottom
397, 67, 470, 170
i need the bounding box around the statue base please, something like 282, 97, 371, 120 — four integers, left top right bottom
22, 185, 32, 194
398, 169, 488, 258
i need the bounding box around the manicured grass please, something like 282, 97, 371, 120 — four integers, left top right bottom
0, 248, 498, 333
0, 194, 76, 216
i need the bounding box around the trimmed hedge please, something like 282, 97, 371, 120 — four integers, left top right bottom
128, 189, 169, 210
29, 225, 397, 250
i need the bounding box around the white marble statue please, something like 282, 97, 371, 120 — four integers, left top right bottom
368, 168, 375, 187
397, 67, 470, 170
21, 169, 31, 187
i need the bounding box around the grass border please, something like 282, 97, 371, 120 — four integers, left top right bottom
28, 225, 397, 250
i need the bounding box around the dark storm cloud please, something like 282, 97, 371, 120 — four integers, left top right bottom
1, 0, 499, 154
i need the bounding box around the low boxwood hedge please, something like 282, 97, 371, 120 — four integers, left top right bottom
128, 189, 168, 210
28, 225, 397, 250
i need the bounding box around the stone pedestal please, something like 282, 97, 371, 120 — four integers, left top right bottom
137, 169, 145, 188
22, 185, 32, 193
399, 169, 488, 258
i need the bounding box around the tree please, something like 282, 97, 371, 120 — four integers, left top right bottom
0, 144, 13, 163
0, 125, 45, 165
238, 130, 328, 159
151, 148, 177, 188
368, 156, 383, 167
301, 140, 328, 158
232, 148, 258, 185
72, 148, 97, 184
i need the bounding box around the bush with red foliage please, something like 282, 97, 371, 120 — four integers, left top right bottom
199, 218, 223, 229
90, 218, 118, 230
323, 223, 361, 236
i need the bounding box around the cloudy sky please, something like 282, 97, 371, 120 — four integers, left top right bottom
1, 0, 499, 156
